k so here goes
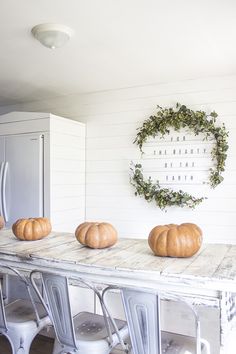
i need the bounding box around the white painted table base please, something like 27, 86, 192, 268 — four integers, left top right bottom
0, 229, 236, 354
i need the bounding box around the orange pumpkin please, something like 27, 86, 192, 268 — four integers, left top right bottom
12, 217, 52, 241
75, 222, 118, 249
0, 216, 4, 230
148, 223, 202, 258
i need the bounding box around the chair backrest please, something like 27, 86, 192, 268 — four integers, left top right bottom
119, 288, 202, 354
0, 277, 7, 332
0, 264, 43, 331
30, 270, 129, 352
121, 288, 161, 354
31, 271, 77, 350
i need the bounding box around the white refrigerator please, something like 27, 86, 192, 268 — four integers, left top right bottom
0, 133, 44, 228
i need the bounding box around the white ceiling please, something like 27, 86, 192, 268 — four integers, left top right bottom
0, 0, 236, 106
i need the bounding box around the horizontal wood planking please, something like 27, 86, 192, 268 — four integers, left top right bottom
74, 77, 236, 107
1, 75, 236, 118
82, 76, 236, 243
1, 229, 236, 286
0, 75, 236, 243
51, 159, 85, 173
50, 115, 85, 136
86, 158, 236, 174
86, 182, 236, 199
51, 172, 85, 185
78, 97, 236, 118
51, 197, 85, 212
50, 118, 85, 232
51, 144, 85, 161
51, 208, 85, 233
0, 229, 225, 353
53, 218, 84, 233
86, 147, 235, 164
51, 132, 86, 148
85, 132, 235, 152
86, 207, 235, 228
51, 184, 85, 198
86, 170, 236, 185
85, 118, 236, 137
86, 195, 236, 213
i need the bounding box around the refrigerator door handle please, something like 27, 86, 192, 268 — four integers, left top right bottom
2, 162, 8, 222
0, 162, 4, 218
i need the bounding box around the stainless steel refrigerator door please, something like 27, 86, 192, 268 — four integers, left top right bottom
5, 133, 44, 227
0, 137, 5, 160
0, 136, 5, 219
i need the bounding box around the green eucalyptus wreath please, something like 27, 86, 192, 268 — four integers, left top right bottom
130, 103, 229, 209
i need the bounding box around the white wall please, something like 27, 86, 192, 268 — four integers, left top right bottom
1, 75, 236, 243
50, 116, 86, 232
83, 75, 236, 244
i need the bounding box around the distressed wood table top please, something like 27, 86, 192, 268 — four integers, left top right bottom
0, 229, 236, 294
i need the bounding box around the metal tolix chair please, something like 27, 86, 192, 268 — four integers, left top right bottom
103, 287, 211, 354
0, 264, 51, 354
30, 270, 129, 354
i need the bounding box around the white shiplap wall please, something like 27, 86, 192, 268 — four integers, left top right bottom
0, 75, 236, 243
50, 116, 86, 232
82, 76, 236, 244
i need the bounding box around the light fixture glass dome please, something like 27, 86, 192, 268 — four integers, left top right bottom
31, 23, 74, 49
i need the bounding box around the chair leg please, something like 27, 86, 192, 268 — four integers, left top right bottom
6, 330, 39, 354
52, 339, 63, 354
8, 336, 31, 354
201, 339, 211, 354
52, 339, 75, 354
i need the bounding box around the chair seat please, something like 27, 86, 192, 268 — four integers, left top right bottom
51, 312, 129, 354
162, 331, 205, 354
30, 272, 130, 354
5, 299, 48, 324
74, 311, 127, 341
72, 311, 129, 352
0, 266, 51, 354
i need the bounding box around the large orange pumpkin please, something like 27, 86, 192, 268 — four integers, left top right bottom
75, 222, 118, 249
12, 217, 52, 241
148, 223, 202, 258
0, 216, 4, 230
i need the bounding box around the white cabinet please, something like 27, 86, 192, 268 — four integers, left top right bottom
0, 111, 85, 232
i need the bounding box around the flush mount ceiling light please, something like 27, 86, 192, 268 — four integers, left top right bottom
31, 23, 74, 49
